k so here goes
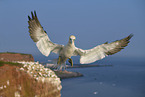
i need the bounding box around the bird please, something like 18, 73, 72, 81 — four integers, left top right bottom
28, 11, 133, 70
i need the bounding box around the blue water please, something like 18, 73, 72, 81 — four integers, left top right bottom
61, 58, 145, 97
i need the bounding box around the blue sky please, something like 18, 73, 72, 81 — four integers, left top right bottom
0, 0, 145, 62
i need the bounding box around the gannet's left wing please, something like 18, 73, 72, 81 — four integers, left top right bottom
28, 11, 64, 56
74, 34, 133, 64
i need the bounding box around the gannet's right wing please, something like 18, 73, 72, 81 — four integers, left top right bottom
74, 34, 133, 64
28, 11, 64, 56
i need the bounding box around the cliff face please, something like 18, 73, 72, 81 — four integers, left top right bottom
0, 52, 34, 62
0, 62, 61, 97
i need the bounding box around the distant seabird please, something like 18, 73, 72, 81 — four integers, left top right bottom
28, 11, 133, 70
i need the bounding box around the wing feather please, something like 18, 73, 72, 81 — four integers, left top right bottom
28, 11, 63, 56
74, 34, 133, 64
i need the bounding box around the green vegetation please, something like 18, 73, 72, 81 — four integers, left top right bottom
0, 52, 32, 55
0, 61, 23, 67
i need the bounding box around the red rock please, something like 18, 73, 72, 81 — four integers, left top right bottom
0, 64, 61, 97
0, 52, 34, 62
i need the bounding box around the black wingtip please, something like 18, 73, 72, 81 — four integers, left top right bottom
129, 33, 134, 37
104, 41, 108, 44
34, 10, 37, 17
28, 16, 31, 20
128, 33, 134, 40
31, 11, 35, 19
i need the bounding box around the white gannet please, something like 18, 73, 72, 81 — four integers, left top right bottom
28, 11, 133, 70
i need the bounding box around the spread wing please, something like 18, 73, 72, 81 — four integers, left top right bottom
74, 34, 133, 64
28, 11, 64, 56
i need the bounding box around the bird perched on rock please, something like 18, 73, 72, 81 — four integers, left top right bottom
28, 11, 133, 70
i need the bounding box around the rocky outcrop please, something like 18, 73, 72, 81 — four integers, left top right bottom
0, 52, 34, 62
55, 71, 83, 79
0, 61, 62, 97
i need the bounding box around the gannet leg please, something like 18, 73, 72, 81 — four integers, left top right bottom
56, 56, 65, 71
55, 56, 61, 70
68, 58, 73, 67
57, 56, 61, 65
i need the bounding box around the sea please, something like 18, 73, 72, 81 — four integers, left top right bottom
60, 57, 145, 97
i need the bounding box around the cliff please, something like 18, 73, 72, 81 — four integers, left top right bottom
0, 61, 62, 97
0, 52, 34, 62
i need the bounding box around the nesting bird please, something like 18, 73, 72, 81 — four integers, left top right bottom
28, 11, 133, 70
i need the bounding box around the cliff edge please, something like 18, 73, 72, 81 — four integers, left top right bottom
0, 52, 34, 62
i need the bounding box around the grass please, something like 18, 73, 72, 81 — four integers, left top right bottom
0, 52, 32, 55
0, 61, 23, 67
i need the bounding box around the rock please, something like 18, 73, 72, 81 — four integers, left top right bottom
55, 71, 83, 79
0, 62, 62, 97
0, 52, 34, 62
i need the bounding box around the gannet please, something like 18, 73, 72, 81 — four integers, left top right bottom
28, 11, 133, 70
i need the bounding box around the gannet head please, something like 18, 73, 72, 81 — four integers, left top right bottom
69, 35, 76, 44
69, 35, 76, 40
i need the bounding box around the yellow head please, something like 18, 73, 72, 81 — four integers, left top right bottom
69, 35, 76, 40
69, 35, 76, 43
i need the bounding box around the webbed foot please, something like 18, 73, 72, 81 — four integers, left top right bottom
68, 58, 73, 67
